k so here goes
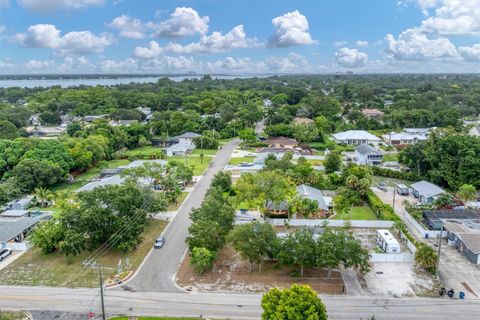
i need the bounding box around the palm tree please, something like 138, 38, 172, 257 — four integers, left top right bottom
457, 184, 477, 203
415, 244, 437, 271
33, 187, 54, 208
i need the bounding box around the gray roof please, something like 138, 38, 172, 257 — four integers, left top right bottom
1, 210, 29, 217
411, 180, 445, 198
355, 143, 382, 155
296, 184, 329, 211
176, 132, 201, 139
0, 216, 42, 242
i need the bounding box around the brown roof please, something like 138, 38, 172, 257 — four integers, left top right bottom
264, 137, 298, 146
293, 117, 315, 125
362, 108, 384, 116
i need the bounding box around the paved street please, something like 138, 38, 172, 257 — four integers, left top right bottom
123, 138, 240, 292
1, 286, 479, 320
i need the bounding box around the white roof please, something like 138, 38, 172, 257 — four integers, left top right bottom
332, 130, 381, 141
382, 132, 427, 141
355, 143, 382, 155
410, 180, 445, 198
377, 229, 400, 246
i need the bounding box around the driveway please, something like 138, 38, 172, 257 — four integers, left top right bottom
121, 138, 240, 292
371, 186, 480, 300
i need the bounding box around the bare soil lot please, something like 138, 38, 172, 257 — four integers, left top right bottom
176, 245, 345, 294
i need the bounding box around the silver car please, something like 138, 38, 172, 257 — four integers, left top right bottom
154, 236, 165, 249
0, 248, 12, 261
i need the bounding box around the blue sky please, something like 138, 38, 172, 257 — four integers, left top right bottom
0, 0, 479, 73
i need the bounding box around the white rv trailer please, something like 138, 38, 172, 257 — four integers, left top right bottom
376, 229, 401, 253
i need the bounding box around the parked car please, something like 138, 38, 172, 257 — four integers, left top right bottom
239, 162, 254, 167
154, 236, 165, 249
395, 183, 409, 195
377, 182, 388, 191
0, 248, 12, 261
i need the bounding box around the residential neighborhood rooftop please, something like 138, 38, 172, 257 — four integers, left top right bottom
332, 130, 381, 141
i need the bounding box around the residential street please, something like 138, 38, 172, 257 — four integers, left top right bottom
122, 138, 240, 292
1, 286, 479, 320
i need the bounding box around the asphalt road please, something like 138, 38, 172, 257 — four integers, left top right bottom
123, 138, 240, 292
1, 286, 479, 320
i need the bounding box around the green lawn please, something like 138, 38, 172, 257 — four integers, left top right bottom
49, 180, 87, 193
125, 146, 163, 156
0, 220, 167, 288
167, 155, 212, 175
0, 311, 28, 320
76, 159, 130, 180
383, 153, 398, 162
228, 156, 255, 165
306, 159, 323, 166
191, 148, 218, 156
331, 205, 377, 220
166, 192, 189, 211
110, 317, 200, 320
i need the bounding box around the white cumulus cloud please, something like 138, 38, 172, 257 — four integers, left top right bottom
133, 40, 163, 59
355, 40, 369, 48
385, 28, 457, 60
13, 24, 113, 56
268, 10, 315, 48
458, 44, 480, 62
107, 15, 146, 39
134, 25, 258, 58
23, 59, 53, 70
335, 48, 368, 68
17, 0, 104, 12
152, 7, 209, 38
419, 0, 480, 35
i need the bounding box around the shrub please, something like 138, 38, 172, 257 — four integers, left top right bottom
190, 247, 216, 274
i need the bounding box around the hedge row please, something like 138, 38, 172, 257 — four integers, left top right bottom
366, 190, 419, 248
371, 166, 419, 181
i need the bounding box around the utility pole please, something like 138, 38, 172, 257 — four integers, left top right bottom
98, 266, 106, 320
90, 263, 109, 320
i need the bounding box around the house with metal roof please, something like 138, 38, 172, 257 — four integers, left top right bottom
354, 144, 383, 165
443, 221, 480, 264
296, 184, 331, 212
0, 216, 43, 246
332, 130, 381, 146
411, 180, 445, 204
382, 132, 428, 145
175, 132, 201, 145
6, 197, 32, 210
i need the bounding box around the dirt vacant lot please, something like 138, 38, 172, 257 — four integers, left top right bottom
176, 246, 345, 294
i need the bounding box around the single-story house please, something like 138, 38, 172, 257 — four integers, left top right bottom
403, 128, 435, 135
382, 132, 428, 145
265, 200, 289, 216
354, 144, 383, 165
296, 184, 331, 217
411, 180, 445, 204
468, 126, 480, 137
79, 160, 167, 192
109, 120, 139, 126
443, 222, 480, 264
423, 210, 480, 230
6, 197, 32, 210
362, 108, 384, 119
83, 114, 109, 122
0, 215, 43, 245
26, 126, 66, 138
332, 130, 381, 146
166, 142, 194, 156
293, 117, 315, 126
175, 132, 201, 145
264, 137, 298, 149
